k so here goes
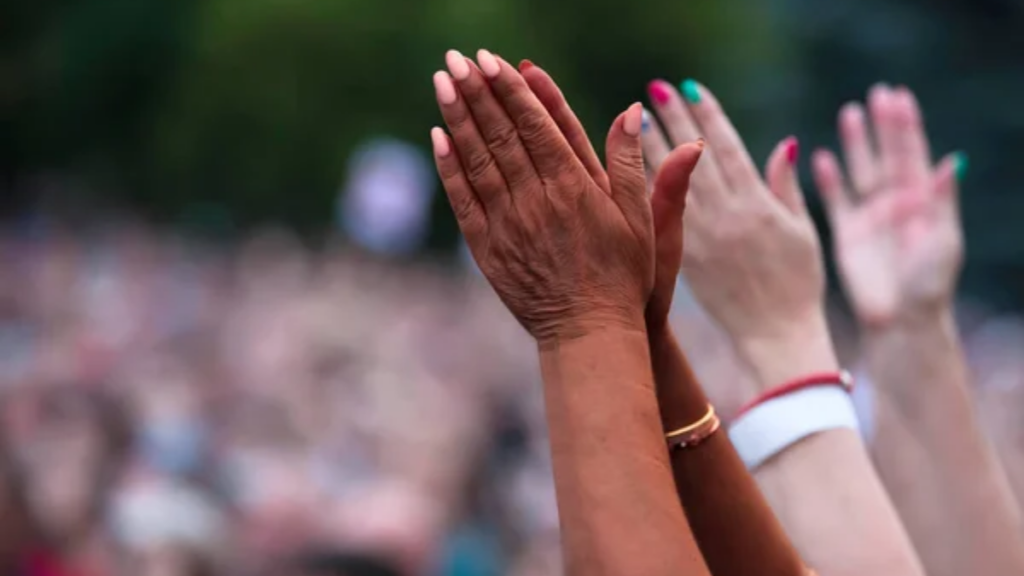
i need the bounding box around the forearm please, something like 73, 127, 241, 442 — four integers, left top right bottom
650, 327, 805, 576
738, 314, 924, 576
538, 327, 710, 576
866, 308, 1024, 576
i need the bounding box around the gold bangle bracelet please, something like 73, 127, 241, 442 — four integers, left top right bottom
665, 405, 720, 450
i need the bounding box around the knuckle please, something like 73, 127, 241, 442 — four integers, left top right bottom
483, 123, 521, 158
450, 194, 477, 223
517, 109, 551, 143
464, 150, 498, 183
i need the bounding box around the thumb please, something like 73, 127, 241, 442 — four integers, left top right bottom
765, 136, 806, 214
933, 151, 966, 202
651, 140, 705, 238
606, 103, 650, 234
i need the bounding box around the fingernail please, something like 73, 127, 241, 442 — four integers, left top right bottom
433, 71, 457, 105
954, 151, 968, 182
647, 80, 672, 105
785, 137, 799, 165
696, 137, 706, 149
446, 50, 470, 81
477, 49, 500, 78
518, 59, 535, 72
623, 103, 643, 137
641, 109, 652, 132
680, 79, 701, 104
431, 127, 451, 158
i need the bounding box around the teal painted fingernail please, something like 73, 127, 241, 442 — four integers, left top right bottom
680, 79, 701, 103
954, 151, 968, 182
641, 109, 652, 132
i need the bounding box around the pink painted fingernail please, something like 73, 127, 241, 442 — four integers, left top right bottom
623, 103, 643, 137
785, 137, 799, 165
433, 71, 457, 105
647, 80, 672, 105
431, 127, 451, 158
477, 49, 500, 78
445, 50, 470, 81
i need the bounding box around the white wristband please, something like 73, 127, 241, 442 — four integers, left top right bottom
728, 385, 860, 470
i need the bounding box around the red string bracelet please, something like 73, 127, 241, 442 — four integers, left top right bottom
734, 370, 854, 419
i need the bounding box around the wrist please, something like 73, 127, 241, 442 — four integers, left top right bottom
534, 304, 648, 350
863, 304, 956, 341
734, 312, 840, 391
859, 294, 955, 332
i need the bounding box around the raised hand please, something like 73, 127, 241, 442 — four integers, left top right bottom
500, 63, 705, 338
817, 87, 1024, 576
811, 85, 965, 327
431, 50, 652, 344
642, 79, 832, 388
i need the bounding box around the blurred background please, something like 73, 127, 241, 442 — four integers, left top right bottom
2, 0, 1024, 575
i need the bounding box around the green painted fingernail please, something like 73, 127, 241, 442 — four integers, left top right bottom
680, 79, 701, 103
954, 151, 968, 182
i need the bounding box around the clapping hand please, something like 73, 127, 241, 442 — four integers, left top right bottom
432, 50, 657, 345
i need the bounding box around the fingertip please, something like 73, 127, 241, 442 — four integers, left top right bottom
839, 102, 866, 135
868, 83, 896, 118
648, 79, 673, 106
811, 148, 836, 175
953, 151, 969, 182
518, 59, 535, 72
445, 50, 471, 81
476, 48, 500, 78
653, 141, 703, 198
680, 139, 705, 161
679, 78, 702, 104
431, 127, 451, 158
932, 151, 966, 199
784, 136, 799, 166
810, 149, 849, 210
623, 102, 643, 137
433, 71, 457, 106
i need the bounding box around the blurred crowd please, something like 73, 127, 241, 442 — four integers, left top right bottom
2, 216, 1024, 576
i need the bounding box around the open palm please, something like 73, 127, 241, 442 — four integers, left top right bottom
812, 85, 964, 327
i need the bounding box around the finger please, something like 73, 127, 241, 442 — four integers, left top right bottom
640, 109, 673, 184
475, 49, 584, 182
432, 127, 488, 246
649, 141, 705, 326
933, 151, 967, 202
869, 84, 905, 192
606, 103, 651, 237
764, 136, 807, 215
838, 102, 878, 197
811, 148, 853, 222
646, 79, 728, 203
445, 50, 539, 191
678, 79, 763, 193
434, 70, 508, 209
651, 140, 705, 234
519, 59, 608, 191
889, 86, 932, 187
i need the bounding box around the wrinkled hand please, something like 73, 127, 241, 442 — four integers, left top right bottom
642, 79, 825, 347
811, 85, 964, 328
503, 62, 703, 336
431, 50, 652, 345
